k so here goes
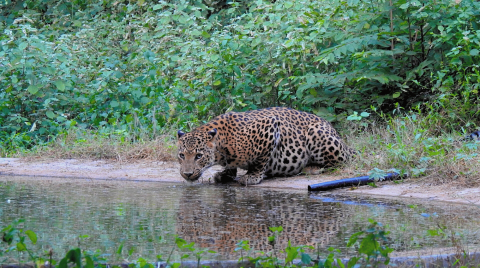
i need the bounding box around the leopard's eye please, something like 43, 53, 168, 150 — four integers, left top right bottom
179, 153, 185, 159
195, 154, 203, 160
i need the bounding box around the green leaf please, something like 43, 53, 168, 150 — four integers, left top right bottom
85, 256, 94, 268
284, 1, 293, 8
117, 241, 124, 255
427, 229, 440, 236
125, 114, 133, 123
368, 167, 387, 181
285, 241, 298, 263
358, 234, 379, 255
269, 226, 283, 232
202, 31, 211, 38
347, 112, 361, 121
191, 29, 202, 36
40, 67, 55, 75
54, 80, 66, 91
27, 85, 39, 95
153, 4, 162, 10
25, 230, 37, 244
233, 66, 242, 77
301, 253, 312, 264
110, 101, 119, 107
57, 55, 67, 62
58, 258, 68, 268
114, 71, 123, 79
46, 111, 55, 119
63, 248, 82, 268
210, 54, 219, 61
470, 49, 479, 56
347, 256, 360, 267
213, 80, 221, 86
346, 231, 363, 247
16, 242, 27, 251
178, 16, 188, 24
392, 92, 401, 98
18, 42, 28, 50
175, 237, 187, 248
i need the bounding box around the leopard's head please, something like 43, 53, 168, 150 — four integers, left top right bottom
177, 128, 217, 181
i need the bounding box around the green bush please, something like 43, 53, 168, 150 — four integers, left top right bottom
1, 0, 479, 151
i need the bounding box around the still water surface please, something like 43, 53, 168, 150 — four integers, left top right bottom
0, 176, 479, 262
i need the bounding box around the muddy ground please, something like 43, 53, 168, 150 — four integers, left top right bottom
1, 158, 479, 206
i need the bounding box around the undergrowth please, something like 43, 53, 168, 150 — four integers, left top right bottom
340, 106, 480, 187
1, 0, 480, 147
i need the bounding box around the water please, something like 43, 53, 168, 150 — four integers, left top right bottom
0, 176, 479, 263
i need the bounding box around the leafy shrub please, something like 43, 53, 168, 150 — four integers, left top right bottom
1, 0, 479, 152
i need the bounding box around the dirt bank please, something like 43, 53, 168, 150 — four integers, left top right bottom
1, 158, 479, 205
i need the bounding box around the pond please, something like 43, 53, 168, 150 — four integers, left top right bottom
0, 176, 479, 263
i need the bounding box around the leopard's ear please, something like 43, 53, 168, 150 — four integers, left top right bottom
208, 128, 217, 139
177, 130, 186, 139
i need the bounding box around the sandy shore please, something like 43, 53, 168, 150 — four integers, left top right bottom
1, 158, 479, 205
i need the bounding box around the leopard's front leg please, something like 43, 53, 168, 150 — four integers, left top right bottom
213, 168, 237, 183
224, 114, 280, 186
236, 156, 270, 186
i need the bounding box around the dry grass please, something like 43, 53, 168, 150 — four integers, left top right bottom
21, 130, 177, 163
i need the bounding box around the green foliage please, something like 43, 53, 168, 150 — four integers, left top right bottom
1, 0, 479, 152
0, 219, 40, 265
346, 219, 394, 266
58, 248, 82, 268
348, 104, 480, 185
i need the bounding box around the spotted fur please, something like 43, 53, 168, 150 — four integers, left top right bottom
177, 107, 355, 185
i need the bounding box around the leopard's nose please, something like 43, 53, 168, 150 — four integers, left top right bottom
183, 172, 194, 178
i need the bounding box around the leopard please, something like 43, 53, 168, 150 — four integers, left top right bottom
177, 107, 356, 185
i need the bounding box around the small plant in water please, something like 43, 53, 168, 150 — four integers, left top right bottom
173, 236, 216, 268
345, 219, 394, 267
1, 219, 40, 265
235, 240, 251, 262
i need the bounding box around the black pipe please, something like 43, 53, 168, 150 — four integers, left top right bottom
308, 173, 402, 191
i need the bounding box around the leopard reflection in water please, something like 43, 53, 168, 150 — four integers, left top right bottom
175, 186, 349, 259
